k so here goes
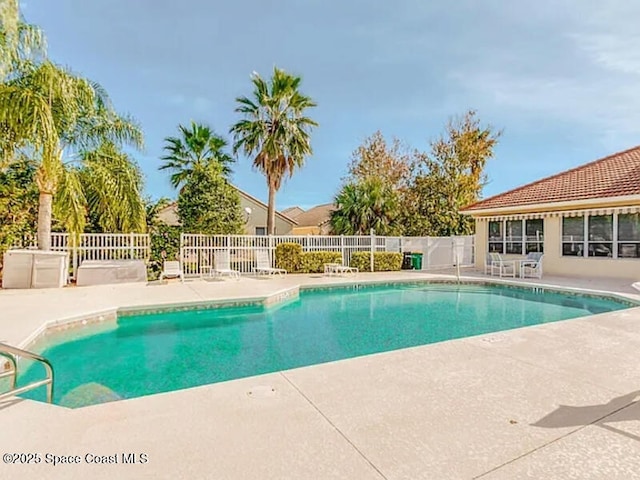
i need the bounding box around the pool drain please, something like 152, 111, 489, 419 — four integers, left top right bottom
247, 386, 277, 398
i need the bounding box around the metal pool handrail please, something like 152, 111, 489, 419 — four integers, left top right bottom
0, 342, 54, 404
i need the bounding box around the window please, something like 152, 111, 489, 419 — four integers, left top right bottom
255, 227, 266, 236
618, 213, 640, 258
562, 217, 584, 256
525, 219, 544, 253
505, 220, 523, 254
588, 215, 613, 257
487, 219, 544, 254
488, 221, 503, 253
562, 213, 640, 259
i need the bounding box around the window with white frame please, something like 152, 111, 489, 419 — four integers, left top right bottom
487, 219, 544, 254
562, 217, 584, 256
617, 213, 640, 258
488, 221, 503, 253
562, 213, 640, 258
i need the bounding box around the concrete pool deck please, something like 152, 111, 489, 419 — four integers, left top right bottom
1, 271, 640, 479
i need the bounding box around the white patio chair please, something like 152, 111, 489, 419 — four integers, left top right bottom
489, 253, 516, 278
211, 250, 240, 280
485, 252, 500, 275
324, 257, 358, 277
253, 250, 287, 276
632, 282, 640, 292
519, 252, 544, 279
160, 261, 183, 282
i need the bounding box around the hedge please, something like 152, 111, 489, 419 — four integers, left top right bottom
300, 251, 343, 273
275, 243, 302, 272
275, 243, 344, 273
350, 252, 403, 272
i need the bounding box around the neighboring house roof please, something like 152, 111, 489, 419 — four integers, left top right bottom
281, 206, 305, 219
157, 185, 298, 226
461, 146, 640, 213
293, 203, 336, 227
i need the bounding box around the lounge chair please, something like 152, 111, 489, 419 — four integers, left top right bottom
486, 253, 516, 278
253, 250, 287, 276
324, 257, 358, 277
519, 252, 544, 279
210, 251, 240, 280
632, 282, 640, 292
160, 260, 183, 282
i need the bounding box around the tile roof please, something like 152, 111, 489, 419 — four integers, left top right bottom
281, 206, 305, 219
292, 203, 336, 227
461, 146, 640, 212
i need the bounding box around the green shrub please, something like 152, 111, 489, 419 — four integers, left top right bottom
350, 251, 403, 271
300, 251, 342, 273
147, 224, 181, 280
275, 243, 303, 272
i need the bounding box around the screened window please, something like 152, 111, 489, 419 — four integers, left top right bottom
562, 217, 584, 256
588, 215, 613, 257
488, 219, 544, 254
618, 213, 640, 258
505, 220, 523, 254
488, 221, 503, 253
525, 219, 544, 253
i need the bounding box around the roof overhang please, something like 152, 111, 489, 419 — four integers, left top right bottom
461, 194, 640, 217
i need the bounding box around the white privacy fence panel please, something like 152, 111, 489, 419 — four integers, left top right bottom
48, 233, 150, 280
179, 234, 473, 276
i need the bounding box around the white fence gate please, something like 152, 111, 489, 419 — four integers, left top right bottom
49, 233, 150, 280
180, 234, 474, 277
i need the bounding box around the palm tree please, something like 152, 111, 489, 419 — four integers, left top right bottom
160, 121, 234, 189
331, 178, 401, 236
230, 67, 317, 235
0, 61, 144, 249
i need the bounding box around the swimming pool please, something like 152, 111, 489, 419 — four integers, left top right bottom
19, 282, 634, 407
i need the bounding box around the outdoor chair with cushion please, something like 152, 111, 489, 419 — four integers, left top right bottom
519, 252, 544, 279
487, 252, 516, 278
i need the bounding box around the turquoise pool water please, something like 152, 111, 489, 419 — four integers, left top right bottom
20, 283, 632, 407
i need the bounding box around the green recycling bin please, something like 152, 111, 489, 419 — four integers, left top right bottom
411, 252, 423, 270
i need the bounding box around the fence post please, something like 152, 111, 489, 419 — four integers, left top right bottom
129, 232, 134, 259
268, 235, 273, 266
340, 235, 345, 262
369, 229, 375, 272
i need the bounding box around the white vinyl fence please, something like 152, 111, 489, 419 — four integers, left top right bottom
180, 233, 474, 277
49, 233, 150, 280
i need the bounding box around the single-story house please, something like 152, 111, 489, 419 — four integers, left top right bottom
158, 186, 298, 235
460, 146, 640, 280
281, 206, 305, 220
289, 203, 336, 235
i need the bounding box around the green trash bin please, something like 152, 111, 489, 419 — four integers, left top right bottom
411, 252, 423, 270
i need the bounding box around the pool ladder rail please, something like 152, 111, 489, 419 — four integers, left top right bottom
0, 342, 54, 404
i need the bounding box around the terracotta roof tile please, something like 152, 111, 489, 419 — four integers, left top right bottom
461, 146, 640, 211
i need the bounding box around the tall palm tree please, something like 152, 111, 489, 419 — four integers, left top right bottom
230, 67, 317, 234
160, 121, 234, 189
0, 61, 144, 249
331, 178, 400, 236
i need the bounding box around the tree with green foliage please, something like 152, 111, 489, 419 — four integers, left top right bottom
230, 67, 317, 234
345, 130, 411, 191
80, 143, 146, 233
177, 163, 244, 234
0, 2, 145, 248
402, 110, 501, 236
0, 155, 38, 250
330, 177, 401, 235
160, 121, 234, 190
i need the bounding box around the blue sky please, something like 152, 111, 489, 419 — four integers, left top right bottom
25, 0, 640, 210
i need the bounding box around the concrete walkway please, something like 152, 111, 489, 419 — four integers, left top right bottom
1, 272, 639, 479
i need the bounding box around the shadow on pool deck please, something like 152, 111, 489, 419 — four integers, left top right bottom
532, 390, 640, 442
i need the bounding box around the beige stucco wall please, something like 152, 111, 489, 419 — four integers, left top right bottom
241, 196, 294, 235
474, 217, 640, 280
